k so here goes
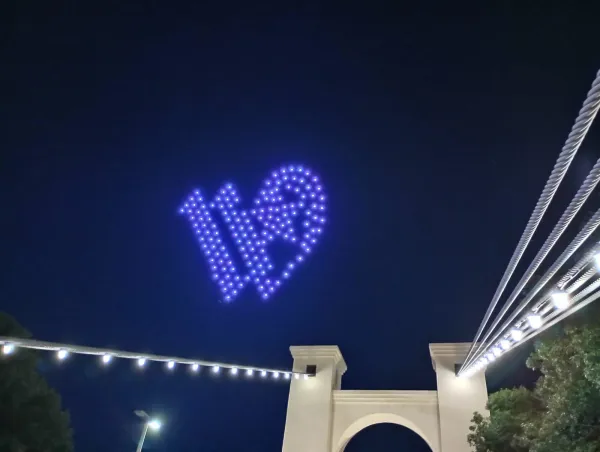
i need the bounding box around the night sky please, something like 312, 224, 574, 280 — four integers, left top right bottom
2, 2, 600, 451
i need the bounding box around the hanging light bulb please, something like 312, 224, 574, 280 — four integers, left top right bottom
261, 370, 267, 378
246, 369, 253, 377
191, 363, 200, 372
492, 347, 502, 358
594, 253, 600, 270
511, 329, 524, 341
102, 354, 112, 364
500, 340, 511, 351
57, 349, 69, 360
137, 358, 146, 367
167, 361, 175, 370
2, 343, 15, 355
212, 365, 220, 374
231, 367, 238, 376
528, 314, 543, 329
551, 292, 570, 310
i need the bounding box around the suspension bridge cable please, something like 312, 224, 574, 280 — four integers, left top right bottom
564, 266, 597, 294
464, 207, 600, 369
462, 69, 600, 369
558, 244, 600, 287
526, 260, 598, 318
461, 156, 600, 370
462, 255, 600, 375
463, 275, 600, 377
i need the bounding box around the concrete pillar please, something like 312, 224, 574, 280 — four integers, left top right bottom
429, 343, 488, 452
281, 346, 347, 452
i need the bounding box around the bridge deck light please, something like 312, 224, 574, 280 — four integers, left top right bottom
528, 314, 543, 329
551, 292, 570, 310
511, 329, 524, 341
594, 253, 600, 270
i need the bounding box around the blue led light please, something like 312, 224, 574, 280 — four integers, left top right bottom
180, 164, 327, 302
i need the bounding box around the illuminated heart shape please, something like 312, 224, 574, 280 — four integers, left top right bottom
179, 164, 327, 302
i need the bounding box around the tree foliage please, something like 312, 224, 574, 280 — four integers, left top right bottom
0, 313, 73, 452
468, 316, 600, 452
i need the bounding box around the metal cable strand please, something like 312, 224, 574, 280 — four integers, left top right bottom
470, 260, 599, 357
515, 246, 600, 327
465, 206, 600, 368
463, 157, 600, 368
484, 245, 600, 348
523, 275, 600, 338
531, 267, 599, 317
483, 279, 600, 368
557, 244, 600, 287
463, 261, 600, 373
527, 266, 598, 318
462, 69, 600, 369
567, 275, 600, 305
566, 267, 598, 294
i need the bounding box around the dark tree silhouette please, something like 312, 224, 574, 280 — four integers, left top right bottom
0, 313, 73, 452
468, 308, 600, 452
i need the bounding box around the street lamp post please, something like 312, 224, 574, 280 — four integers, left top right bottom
135, 410, 161, 452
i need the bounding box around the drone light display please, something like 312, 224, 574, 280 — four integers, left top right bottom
179, 164, 327, 302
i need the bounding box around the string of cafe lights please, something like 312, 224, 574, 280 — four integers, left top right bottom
0, 336, 311, 381
462, 68, 600, 371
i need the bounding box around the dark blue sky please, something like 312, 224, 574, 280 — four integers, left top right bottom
2, 2, 600, 451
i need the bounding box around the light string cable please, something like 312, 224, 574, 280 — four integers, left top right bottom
0, 336, 308, 380
557, 244, 600, 287
462, 68, 600, 369
461, 248, 600, 375
564, 265, 599, 294
462, 206, 600, 373
505, 278, 600, 355
463, 264, 600, 376
461, 154, 600, 371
